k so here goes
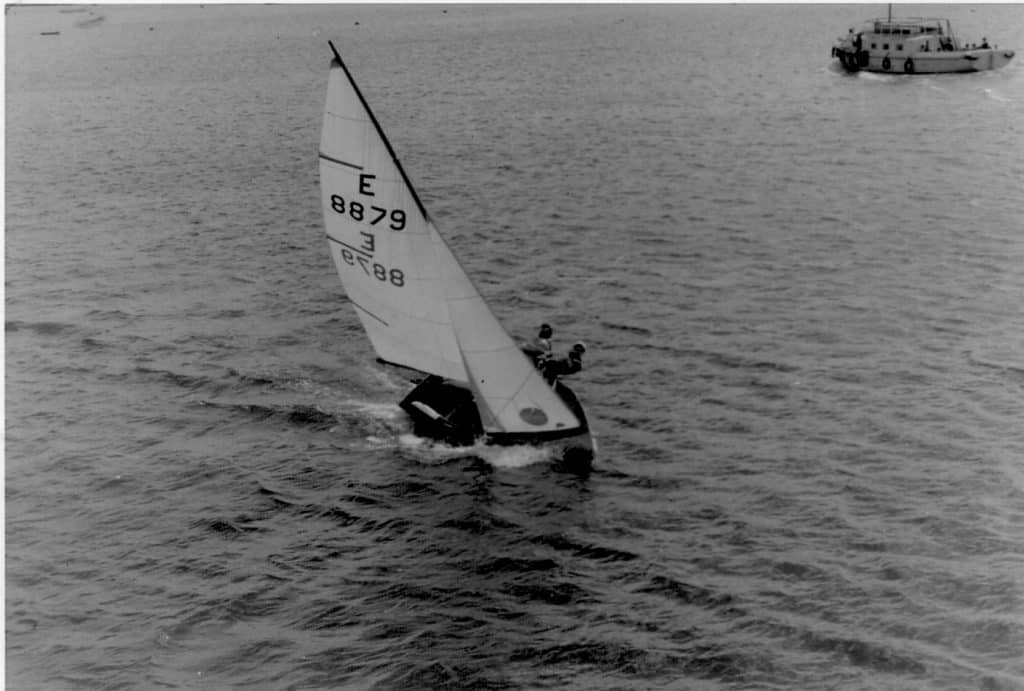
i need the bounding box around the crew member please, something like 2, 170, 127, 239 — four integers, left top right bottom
543, 342, 585, 384
523, 323, 553, 368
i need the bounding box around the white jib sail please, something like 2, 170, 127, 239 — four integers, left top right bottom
320, 51, 582, 435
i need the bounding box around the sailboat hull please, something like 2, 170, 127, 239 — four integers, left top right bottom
399, 376, 595, 468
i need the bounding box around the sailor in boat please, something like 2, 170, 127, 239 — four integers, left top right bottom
522, 323, 554, 368
543, 342, 586, 385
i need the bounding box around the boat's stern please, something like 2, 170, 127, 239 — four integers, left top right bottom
399, 375, 484, 447
832, 36, 868, 72
398, 375, 596, 470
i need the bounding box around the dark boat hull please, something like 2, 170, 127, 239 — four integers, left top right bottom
398, 375, 595, 468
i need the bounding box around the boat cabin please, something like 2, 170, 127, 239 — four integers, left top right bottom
869, 17, 948, 35
850, 17, 961, 53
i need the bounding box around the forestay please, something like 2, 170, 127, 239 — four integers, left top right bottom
318, 47, 582, 435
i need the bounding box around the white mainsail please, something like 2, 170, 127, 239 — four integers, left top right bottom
319, 47, 582, 436
319, 58, 465, 383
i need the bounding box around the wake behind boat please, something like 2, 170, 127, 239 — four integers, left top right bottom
832, 13, 1015, 74
317, 42, 594, 468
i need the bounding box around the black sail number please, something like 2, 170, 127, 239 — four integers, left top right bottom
337, 247, 405, 287
331, 194, 406, 231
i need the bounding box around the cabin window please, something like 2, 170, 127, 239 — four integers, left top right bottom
871, 42, 877, 49
897, 44, 903, 51
883, 43, 889, 50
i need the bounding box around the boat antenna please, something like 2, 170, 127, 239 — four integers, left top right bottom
887, 3, 892, 22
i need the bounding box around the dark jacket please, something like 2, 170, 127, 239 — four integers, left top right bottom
543, 351, 582, 381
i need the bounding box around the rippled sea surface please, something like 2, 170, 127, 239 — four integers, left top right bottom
6, 4, 1024, 689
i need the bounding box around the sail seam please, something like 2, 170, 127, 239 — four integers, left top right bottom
347, 299, 389, 326
325, 234, 372, 258
319, 152, 363, 171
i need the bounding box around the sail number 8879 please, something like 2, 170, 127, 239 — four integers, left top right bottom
330, 195, 405, 231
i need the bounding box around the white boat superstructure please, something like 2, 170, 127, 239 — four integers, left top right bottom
832, 16, 1015, 74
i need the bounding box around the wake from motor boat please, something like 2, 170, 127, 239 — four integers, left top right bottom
856, 71, 899, 82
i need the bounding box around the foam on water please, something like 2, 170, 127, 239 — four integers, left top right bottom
367, 365, 415, 393
856, 70, 899, 82
392, 433, 554, 469
476, 443, 555, 469
982, 87, 1010, 102
398, 434, 537, 466
344, 399, 405, 422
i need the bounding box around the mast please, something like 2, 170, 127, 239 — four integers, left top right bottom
887, 3, 892, 23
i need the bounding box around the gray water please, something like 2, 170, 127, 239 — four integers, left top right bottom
6, 4, 1024, 689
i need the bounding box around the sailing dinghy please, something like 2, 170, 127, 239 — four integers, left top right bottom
318, 43, 594, 466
